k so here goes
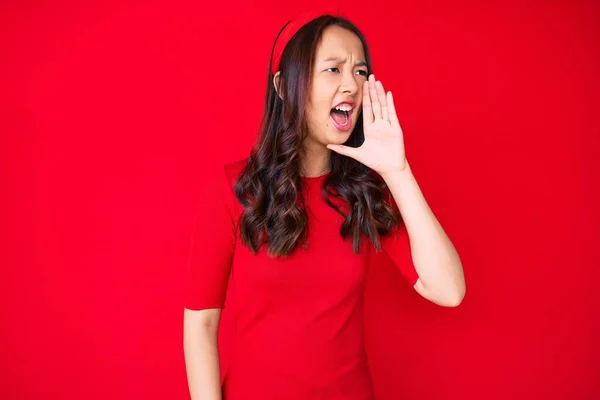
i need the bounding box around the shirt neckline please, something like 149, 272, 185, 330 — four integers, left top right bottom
300, 172, 330, 181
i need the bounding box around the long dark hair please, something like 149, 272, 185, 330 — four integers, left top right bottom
234, 15, 401, 257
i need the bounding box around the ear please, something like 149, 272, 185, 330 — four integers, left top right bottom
273, 71, 283, 101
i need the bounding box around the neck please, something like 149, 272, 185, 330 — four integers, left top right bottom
300, 142, 331, 177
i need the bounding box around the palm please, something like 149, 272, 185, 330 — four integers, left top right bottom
328, 74, 407, 174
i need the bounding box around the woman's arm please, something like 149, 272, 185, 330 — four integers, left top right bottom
182, 165, 238, 398
382, 161, 466, 307
183, 308, 223, 400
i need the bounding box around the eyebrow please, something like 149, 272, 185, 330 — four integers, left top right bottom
322, 56, 368, 67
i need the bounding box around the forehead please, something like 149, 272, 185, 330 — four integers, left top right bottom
315, 25, 365, 60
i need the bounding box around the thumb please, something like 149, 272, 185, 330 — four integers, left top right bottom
326, 144, 359, 159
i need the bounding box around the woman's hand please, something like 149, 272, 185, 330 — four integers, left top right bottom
327, 74, 407, 175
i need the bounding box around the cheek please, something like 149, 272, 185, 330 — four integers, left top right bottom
307, 90, 329, 114
307, 100, 331, 124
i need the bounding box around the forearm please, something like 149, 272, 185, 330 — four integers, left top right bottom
381, 161, 465, 306
184, 324, 222, 400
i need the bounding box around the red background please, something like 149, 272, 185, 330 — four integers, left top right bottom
2, 0, 599, 399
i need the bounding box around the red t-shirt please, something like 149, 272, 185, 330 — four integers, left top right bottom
184, 158, 418, 400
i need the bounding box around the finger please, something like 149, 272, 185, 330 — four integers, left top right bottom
369, 74, 382, 120
326, 144, 360, 159
375, 80, 388, 122
362, 80, 373, 127
387, 91, 401, 130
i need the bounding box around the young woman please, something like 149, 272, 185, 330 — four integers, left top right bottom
183, 10, 465, 400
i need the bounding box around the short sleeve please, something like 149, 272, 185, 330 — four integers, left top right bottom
183, 166, 238, 310
379, 190, 420, 287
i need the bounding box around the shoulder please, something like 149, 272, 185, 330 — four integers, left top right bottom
216, 158, 249, 219
197, 157, 248, 210
223, 157, 249, 189
188, 158, 248, 237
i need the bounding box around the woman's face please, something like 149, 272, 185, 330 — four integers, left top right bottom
304, 25, 368, 149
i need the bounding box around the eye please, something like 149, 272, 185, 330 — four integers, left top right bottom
326, 68, 369, 76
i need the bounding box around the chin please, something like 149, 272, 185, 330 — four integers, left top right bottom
324, 132, 352, 146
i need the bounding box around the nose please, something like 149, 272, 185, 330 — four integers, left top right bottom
340, 69, 360, 94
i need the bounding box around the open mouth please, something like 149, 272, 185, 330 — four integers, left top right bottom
330, 107, 352, 131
